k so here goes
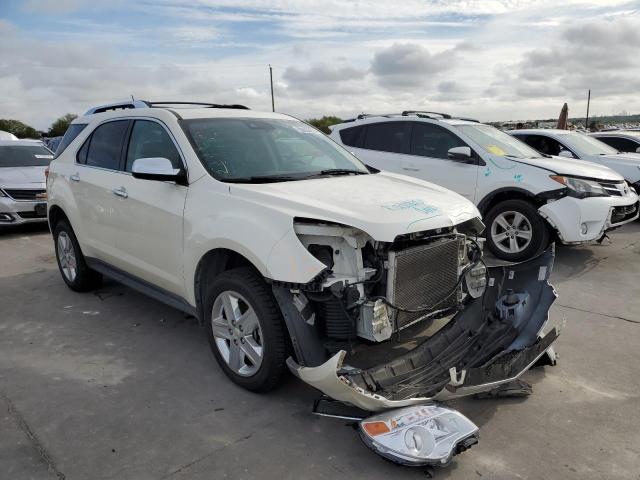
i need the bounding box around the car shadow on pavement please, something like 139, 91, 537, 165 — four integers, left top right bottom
0, 222, 50, 238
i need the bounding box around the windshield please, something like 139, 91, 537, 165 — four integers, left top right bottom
0, 145, 53, 167
182, 118, 369, 182
558, 132, 619, 155
455, 124, 541, 159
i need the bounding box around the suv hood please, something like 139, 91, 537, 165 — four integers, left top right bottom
229, 172, 480, 242
0, 166, 47, 187
514, 156, 623, 181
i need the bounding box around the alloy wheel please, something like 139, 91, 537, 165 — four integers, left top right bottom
57, 231, 78, 282
490, 210, 533, 254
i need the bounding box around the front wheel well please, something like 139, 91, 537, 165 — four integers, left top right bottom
478, 189, 545, 217
48, 205, 69, 232
194, 249, 258, 323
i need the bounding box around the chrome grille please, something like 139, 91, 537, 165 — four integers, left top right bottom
387, 236, 463, 329
4, 189, 46, 201
598, 181, 626, 196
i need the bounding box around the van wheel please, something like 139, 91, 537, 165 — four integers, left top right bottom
53, 221, 102, 291
204, 267, 288, 392
484, 199, 549, 262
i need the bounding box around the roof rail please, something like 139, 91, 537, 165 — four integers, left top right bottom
84, 100, 150, 115
456, 117, 479, 123
84, 100, 250, 115
401, 110, 452, 119
146, 102, 250, 110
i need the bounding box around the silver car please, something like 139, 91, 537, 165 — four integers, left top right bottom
0, 140, 53, 225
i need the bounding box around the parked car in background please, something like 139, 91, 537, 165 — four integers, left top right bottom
590, 131, 640, 154
46, 100, 559, 418
0, 130, 19, 141
329, 112, 639, 261
509, 129, 640, 193
0, 140, 53, 225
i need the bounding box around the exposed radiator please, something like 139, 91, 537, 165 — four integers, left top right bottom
386, 236, 463, 329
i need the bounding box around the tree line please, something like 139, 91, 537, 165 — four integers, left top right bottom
0, 113, 78, 139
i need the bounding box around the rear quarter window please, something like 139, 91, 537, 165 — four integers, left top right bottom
54, 123, 88, 158
339, 126, 365, 147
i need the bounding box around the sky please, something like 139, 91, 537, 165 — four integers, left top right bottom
1, 0, 639, 130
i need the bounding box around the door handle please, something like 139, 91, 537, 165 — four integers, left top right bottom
402, 167, 420, 172
70, 173, 80, 182
112, 187, 128, 198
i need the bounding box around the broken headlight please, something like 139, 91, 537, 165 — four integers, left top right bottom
359, 405, 479, 466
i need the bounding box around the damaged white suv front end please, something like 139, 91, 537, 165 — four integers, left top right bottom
275, 214, 558, 412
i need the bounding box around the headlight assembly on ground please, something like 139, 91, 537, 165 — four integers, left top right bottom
359, 405, 479, 466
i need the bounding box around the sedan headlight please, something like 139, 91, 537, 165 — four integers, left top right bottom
550, 175, 609, 198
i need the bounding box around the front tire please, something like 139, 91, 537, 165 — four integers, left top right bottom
53, 220, 102, 291
204, 267, 288, 392
484, 199, 549, 262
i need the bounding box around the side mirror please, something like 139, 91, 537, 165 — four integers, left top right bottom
131, 157, 186, 184
447, 146, 473, 163
558, 150, 574, 158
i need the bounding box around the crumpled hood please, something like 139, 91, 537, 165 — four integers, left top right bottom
229, 171, 480, 242
514, 156, 624, 181
0, 166, 47, 188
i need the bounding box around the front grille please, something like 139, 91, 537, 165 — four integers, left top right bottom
17, 211, 47, 219
598, 181, 626, 196
4, 189, 46, 201
386, 236, 462, 329
611, 202, 638, 224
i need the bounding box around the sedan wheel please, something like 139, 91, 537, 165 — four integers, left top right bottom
57, 231, 78, 282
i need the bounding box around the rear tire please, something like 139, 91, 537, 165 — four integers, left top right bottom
204, 267, 288, 392
484, 199, 549, 262
53, 220, 102, 291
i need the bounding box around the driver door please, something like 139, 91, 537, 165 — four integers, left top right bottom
112, 119, 188, 296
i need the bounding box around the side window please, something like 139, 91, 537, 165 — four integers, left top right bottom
54, 123, 87, 158
519, 135, 564, 156
410, 123, 466, 159
339, 126, 365, 147
598, 136, 637, 153
84, 120, 129, 170
125, 120, 182, 172
363, 122, 409, 153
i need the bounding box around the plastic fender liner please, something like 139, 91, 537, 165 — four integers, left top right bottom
287, 247, 559, 411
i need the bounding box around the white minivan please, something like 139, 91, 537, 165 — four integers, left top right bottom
330, 112, 639, 261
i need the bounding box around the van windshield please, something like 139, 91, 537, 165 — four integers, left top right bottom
455, 124, 541, 159
182, 118, 369, 182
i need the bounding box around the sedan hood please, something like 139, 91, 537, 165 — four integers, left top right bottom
515, 156, 623, 181
0, 166, 47, 188
229, 172, 480, 242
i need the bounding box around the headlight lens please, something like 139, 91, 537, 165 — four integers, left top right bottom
550, 175, 609, 198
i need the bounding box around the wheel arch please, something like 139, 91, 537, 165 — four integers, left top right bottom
48, 204, 70, 232
194, 248, 260, 324
477, 187, 545, 217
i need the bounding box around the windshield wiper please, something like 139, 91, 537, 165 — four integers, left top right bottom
223, 175, 302, 183
307, 169, 368, 178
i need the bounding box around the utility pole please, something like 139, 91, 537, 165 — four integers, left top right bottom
269, 64, 275, 112
585, 89, 591, 130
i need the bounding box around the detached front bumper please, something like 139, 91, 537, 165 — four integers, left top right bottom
538, 192, 639, 244
289, 248, 559, 412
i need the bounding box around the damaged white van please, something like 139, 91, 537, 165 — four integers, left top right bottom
47, 102, 558, 424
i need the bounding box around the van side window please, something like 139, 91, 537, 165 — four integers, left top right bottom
363, 122, 409, 153
84, 120, 129, 170
125, 120, 182, 172
339, 126, 365, 148
410, 123, 466, 159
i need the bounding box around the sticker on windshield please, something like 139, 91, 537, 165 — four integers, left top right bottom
486, 145, 506, 156
35, 155, 53, 159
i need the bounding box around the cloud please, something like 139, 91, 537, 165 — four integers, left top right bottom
370, 42, 467, 89
282, 63, 367, 96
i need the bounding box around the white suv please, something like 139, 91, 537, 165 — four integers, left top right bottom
47, 101, 559, 412
330, 112, 639, 261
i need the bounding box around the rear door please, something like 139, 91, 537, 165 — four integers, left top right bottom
112, 119, 188, 296
402, 122, 479, 200
72, 119, 130, 264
